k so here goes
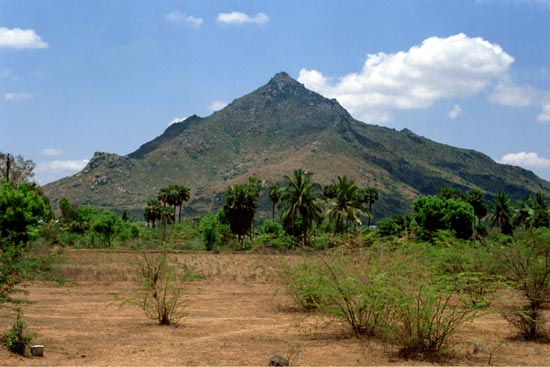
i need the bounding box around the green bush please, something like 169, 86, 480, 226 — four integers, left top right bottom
199, 214, 221, 251
280, 262, 327, 311
375, 215, 407, 237
260, 219, 284, 236
281, 245, 488, 359
3, 309, 35, 356
390, 277, 483, 359
498, 228, 550, 340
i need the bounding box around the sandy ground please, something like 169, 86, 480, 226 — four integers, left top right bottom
1, 250, 550, 366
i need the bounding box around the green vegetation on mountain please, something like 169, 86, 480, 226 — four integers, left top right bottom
42, 72, 550, 219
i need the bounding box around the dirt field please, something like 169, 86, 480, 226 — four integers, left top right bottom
1, 249, 550, 366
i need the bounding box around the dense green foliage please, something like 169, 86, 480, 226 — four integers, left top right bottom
412, 195, 475, 240
0, 180, 54, 306
223, 177, 262, 246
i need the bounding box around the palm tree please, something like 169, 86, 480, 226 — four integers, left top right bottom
157, 187, 170, 207
144, 199, 161, 228
362, 187, 378, 227
531, 192, 550, 228
279, 169, 322, 247
174, 185, 191, 223
489, 192, 514, 235
324, 176, 365, 233
513, 199, 534, 229
466, 189, 488, 226
267, 184, 282, 219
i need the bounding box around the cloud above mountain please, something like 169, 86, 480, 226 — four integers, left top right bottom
499, 151, 550, 168
299, 33, 514, 123
35, 159, 89, 184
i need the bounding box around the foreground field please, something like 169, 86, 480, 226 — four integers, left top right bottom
1, 249, 550, 366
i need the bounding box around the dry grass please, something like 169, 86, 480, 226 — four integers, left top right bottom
1, 249, 550, 365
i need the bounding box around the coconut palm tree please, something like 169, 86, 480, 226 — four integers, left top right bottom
531, 192, 550, 228
324, 176, 365, 233
489, 192, 514, 235
279, 169, 322, 247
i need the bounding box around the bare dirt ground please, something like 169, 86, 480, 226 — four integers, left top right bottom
1, 249, 550, 366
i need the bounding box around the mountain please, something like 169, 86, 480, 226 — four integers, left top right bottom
43, 72, 550, 220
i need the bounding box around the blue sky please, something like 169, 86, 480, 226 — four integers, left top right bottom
1, 0, 550, 184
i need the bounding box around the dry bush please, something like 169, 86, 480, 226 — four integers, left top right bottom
125, 251, 187, 326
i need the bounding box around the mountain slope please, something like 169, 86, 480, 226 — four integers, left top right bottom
44, 72, 550, 219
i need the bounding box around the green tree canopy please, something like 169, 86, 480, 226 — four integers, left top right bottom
412, 195, 475, 240
1, 180, 52, 306
223, 177, 262, 246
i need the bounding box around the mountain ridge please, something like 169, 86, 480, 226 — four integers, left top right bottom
44, 72, 550, 219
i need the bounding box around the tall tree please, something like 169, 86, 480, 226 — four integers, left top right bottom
466, 189, 488, 226
362, 187, 379, 227
267, 184, 282, 219
489, 192, 514, 235
324, 176, 365, 233
0, 152, 35, 184
279, 169, 322, 247
157, 187, 170, 207
174, 185, 190, 223
1, 180, 51, 306
223, 177, 261, 246
530, 192, 550, 228
144, 200, 162, 228
513, 199, 533, 229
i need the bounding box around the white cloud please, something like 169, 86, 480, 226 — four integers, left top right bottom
537, 103, 550, 122
41, 148, 62, 156
4, 92, 33, 101
499, 152, 550, 168
489, 79, 537, 107
208, 100, 227, 111
217, 12, 269, 25
0, 27, 49, 49
449, 104, 462, 119
166, 10, 203, 27
298, 33, 514, 123
35, 159, 89, 184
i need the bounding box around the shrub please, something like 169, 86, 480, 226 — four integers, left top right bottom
282, 245, 488, 359
260, 219, 284, 236
314, 253, 396, 337
389, 274, 485, 359
125, 252, 187, 326
498, 228, 550, 340
282, 250, 396, 337
3, 309, 35, 356
280, 262, 326, 311
375, 215, 407, 237
199, 214, 221, 251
